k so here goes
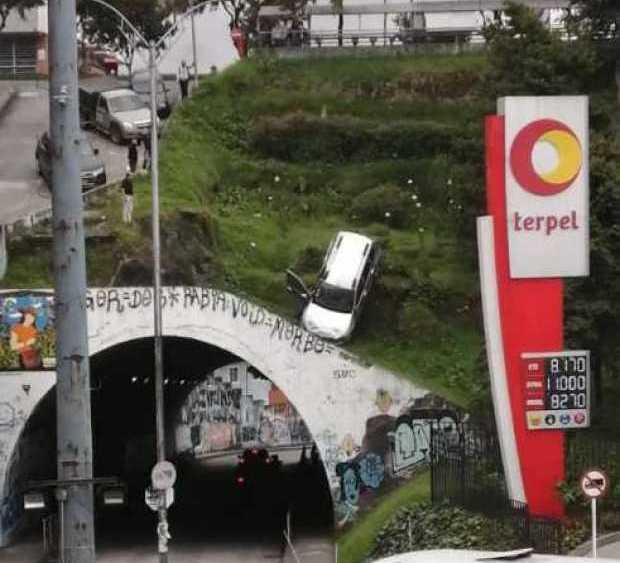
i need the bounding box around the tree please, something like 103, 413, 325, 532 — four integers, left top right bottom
481, 2, 599, 98
567, 0, 618, 41
76, 0, 203, 71
483, 1, 620, 430
0, 0, 44, 33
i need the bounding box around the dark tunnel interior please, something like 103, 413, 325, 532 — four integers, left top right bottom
17, 337, 333, 551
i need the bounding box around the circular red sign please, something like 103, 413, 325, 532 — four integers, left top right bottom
510, 119, 582, 196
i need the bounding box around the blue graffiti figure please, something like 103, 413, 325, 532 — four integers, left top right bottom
341, 466, 360, 505
358, 452, 385, 490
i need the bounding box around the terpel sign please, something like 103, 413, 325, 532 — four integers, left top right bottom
500, 97, 589, 278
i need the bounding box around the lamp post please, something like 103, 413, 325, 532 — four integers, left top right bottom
82, 1, 213, 560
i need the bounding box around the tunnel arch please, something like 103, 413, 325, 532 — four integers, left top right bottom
0, 287, 431, 546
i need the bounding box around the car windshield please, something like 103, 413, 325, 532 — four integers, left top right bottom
108, 94, 145, 113
313, 283, 354, 314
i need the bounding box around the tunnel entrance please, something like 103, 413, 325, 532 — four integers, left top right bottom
13, 337, 334, 560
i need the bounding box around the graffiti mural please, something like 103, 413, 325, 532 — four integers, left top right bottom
174, 362, 312, 456
0, 294, 55, 371
334, 392, 461, 527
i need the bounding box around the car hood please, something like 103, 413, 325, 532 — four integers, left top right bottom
80, 153, 105, 173
114, 108, 151, 123
302, 302, 353, 341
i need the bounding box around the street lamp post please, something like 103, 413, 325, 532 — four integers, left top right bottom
82, 1, 213, 559
190, 0, 200, 88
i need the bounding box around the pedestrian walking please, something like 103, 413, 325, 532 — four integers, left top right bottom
121, 171, 134, 224
142, 132, 152, 171
178, 60, 191, 100
128, 139, 138, 174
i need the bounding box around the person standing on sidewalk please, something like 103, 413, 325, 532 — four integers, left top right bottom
128, 139, 138, 174
142, 131, 152, 171
178, 60, 191, 100
121, 171, 134, 224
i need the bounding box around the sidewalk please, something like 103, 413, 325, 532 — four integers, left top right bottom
571, 531, 620, 560
283, 532, 335, 563
0, 534, 45, 563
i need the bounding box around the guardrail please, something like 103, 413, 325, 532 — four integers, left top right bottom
252, 27, 481, 49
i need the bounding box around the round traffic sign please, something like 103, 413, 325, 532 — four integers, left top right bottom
151, 461, 177, 490
580, 468, 609, 499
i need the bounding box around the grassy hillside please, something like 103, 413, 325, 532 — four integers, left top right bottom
2, 54, 492, 406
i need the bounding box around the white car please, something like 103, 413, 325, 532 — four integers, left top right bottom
286, 231, 381, 341
372, 549, 618, 563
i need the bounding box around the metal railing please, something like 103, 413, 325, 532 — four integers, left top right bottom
431, 423, 565, 554
251, 27, 481, 49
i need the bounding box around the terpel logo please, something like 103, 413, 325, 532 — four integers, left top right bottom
510, 119, 582, 196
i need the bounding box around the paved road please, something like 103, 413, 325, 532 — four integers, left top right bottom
0, 84, 128, 227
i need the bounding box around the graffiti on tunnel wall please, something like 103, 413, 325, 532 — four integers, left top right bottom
332, 391, 460, 527
174, 362, 311, 456
0, 294, 55, 371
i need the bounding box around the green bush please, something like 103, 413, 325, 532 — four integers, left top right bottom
349, 184, 414, 228
371, 502, 522, 559
247, 113, 480, 163
397, 301, 446, 343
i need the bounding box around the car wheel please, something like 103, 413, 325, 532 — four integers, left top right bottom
111, 126, 123, 145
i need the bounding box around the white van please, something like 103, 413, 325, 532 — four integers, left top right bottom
372, 548, 618, 563
286, 231, 381, 341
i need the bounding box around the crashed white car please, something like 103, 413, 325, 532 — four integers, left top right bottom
286, 231, 381, 341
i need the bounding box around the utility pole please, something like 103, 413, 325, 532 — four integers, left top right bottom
190, 1, 199, 88
149, 43, 169, 563
48, 0, 95, 561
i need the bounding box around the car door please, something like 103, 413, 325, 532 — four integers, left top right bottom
96, 96, 110, 132
285, 269, 311, 317
353, 245, 378, 320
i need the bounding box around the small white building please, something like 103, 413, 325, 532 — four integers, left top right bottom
0, 5, 48, 76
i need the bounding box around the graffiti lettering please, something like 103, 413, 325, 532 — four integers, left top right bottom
83, 287, 333, 356
390, 420, 430, 473
333, 369, 356, 380
175, 362, 311, 457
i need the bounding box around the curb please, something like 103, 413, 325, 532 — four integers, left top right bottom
0, 89, 17, 123
570, 531, 620, 557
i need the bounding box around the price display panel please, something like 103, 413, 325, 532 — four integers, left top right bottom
521, 351, 590, 431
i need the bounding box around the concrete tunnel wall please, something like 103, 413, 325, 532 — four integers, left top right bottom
0, 287, 429, 546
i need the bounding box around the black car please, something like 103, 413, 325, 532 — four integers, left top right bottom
36, 132, 107, 191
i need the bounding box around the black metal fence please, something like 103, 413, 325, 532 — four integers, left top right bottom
431, 423, 564, 554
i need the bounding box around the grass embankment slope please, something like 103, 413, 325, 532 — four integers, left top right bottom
3, 54, 491, 406
338, 472, 430, 563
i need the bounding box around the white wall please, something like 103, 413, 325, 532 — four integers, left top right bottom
131, 6, 238, 77
2, 7, 45, 33
0, 287, 430, 544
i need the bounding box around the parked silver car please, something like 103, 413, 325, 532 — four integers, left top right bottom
35, 132, 106, 191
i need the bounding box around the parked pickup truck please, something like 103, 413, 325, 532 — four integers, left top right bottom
79, 82, 153, 144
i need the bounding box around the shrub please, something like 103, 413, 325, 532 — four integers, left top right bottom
397, 301, 445, 343
248, 113, 480, 163
350, 184, 413, 229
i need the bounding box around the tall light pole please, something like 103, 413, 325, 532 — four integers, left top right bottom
49, 0, 95, 560
191, 0, 200, 88
83, 2, 212, 560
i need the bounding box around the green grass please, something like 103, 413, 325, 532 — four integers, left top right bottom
337, 472, 430, 563
1, 53, 491, 407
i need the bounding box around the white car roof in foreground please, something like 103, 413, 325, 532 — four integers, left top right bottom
324, 231, 372, 289
373, 549, 620, 563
